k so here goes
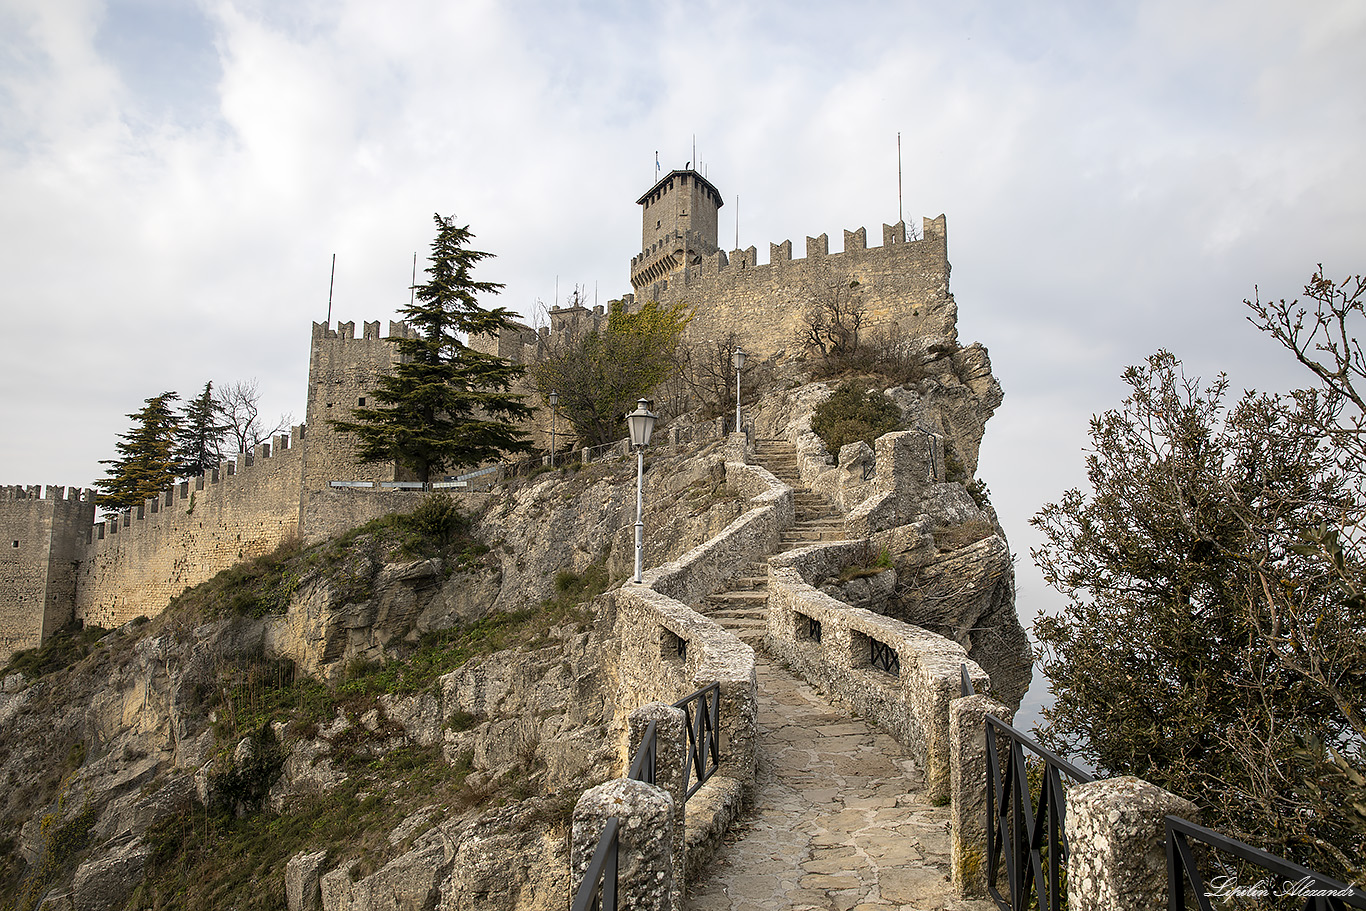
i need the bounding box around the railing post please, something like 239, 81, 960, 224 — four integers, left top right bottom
949, 691, 1011, 899
571, 779, 675, 911
629, 703, 687, 908
1065, 776, 1200, 911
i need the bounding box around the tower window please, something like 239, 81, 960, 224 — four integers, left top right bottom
12, 541, 19, 547
359, 397, 366, 406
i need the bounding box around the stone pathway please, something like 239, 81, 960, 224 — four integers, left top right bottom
685, 655, 993, 911
686, 438, 992, 911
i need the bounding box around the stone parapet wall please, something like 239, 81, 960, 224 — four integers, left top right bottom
591, 452, 801, 904
766, 543, 987, 802
642, 460, 792, 608
74, 433, 305, 629
612, 586, 757, 790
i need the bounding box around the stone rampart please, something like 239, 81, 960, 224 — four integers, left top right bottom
0, 486, 96, 663
636, 216, 954, 359
766, 541, 987, 803
74, 432, 305, 630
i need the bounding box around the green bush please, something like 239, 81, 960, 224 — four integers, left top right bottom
2, 623, 110, 680
810, 382, 902, 455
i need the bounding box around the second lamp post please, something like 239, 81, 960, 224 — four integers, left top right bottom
732, 346, 746, 434
627, 399, 657, 584
548, 391, 559, 468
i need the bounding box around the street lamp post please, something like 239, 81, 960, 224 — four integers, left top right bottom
548, 391, 559, 468
732, 346, 746, 435
626, 398, 657, 584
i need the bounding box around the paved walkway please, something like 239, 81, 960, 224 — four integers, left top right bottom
684, 654, 994, 911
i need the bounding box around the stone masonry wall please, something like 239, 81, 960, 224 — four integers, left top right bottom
74, 433, 305, 629
639, 216, 954, 360
0, 487, 96, 663
299, 321, 414, 532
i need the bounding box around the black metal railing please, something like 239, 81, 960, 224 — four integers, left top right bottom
570, 682, 721, 911
984, 714, 1094, 911
674, 682, 720, 800
570, 816, 621, 911
869, 637, 901, 677
1166, 816, 1366, 911
627, 719, 658, 786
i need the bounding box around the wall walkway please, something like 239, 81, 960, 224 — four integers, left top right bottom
685, 654, 991, 911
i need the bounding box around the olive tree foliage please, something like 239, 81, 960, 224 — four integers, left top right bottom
1032, 271, 1366, 882
530, 298, 689, 447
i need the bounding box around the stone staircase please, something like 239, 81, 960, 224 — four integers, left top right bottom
699, 438, 844, 646
687, 438, 991, 910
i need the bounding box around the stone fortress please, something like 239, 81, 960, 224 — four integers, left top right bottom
0, 168, 956, 664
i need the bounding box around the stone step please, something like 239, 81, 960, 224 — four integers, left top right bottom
713, 618, 768, 636
709, 608, 769, 622
726, 576, 769, 590
707, 590, 770, 605
715, 624, 767, 638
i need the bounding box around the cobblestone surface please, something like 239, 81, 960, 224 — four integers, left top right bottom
684, 654, 995, 911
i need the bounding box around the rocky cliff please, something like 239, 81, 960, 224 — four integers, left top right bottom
0, 361, 1027, 909
0, 442, 761, 911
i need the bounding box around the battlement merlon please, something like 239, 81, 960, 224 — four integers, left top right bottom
1, 485, 96, 502
633, 216, 945, 277
311, 320, 418, 341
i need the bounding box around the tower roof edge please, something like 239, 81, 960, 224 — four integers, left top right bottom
636, 169, 724, 206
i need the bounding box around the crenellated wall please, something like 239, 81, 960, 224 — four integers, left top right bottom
74, 432, 306, 630
300, 320, 416, 520
636, 215, 955, 358
0, 486, 96, 662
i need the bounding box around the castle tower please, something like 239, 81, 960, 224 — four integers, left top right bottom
630, 169, 723, 294
0, 486, 94, 663
298, 320, 417, 537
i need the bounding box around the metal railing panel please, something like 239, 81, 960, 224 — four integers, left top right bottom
570, 816, 620, 911
985, 715, 1093, 911
674, 681, 721, 800
627, 719, 658, 786
1165, 816, 1366, 911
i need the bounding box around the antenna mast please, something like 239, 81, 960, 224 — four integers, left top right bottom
327, 253, 336, 324
897, 132, 903, 230
410, 252, 417, 306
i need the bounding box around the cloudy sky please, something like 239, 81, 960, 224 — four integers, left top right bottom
2, 0, 1363, 709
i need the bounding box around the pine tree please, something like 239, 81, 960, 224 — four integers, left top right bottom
331, 214, 532, 482
95, 392, 181, 511
174, 381, 227, 478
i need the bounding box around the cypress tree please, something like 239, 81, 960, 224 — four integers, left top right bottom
174, 381, 227, 478
331, 214, 532, 482
95, 392, 181, 511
